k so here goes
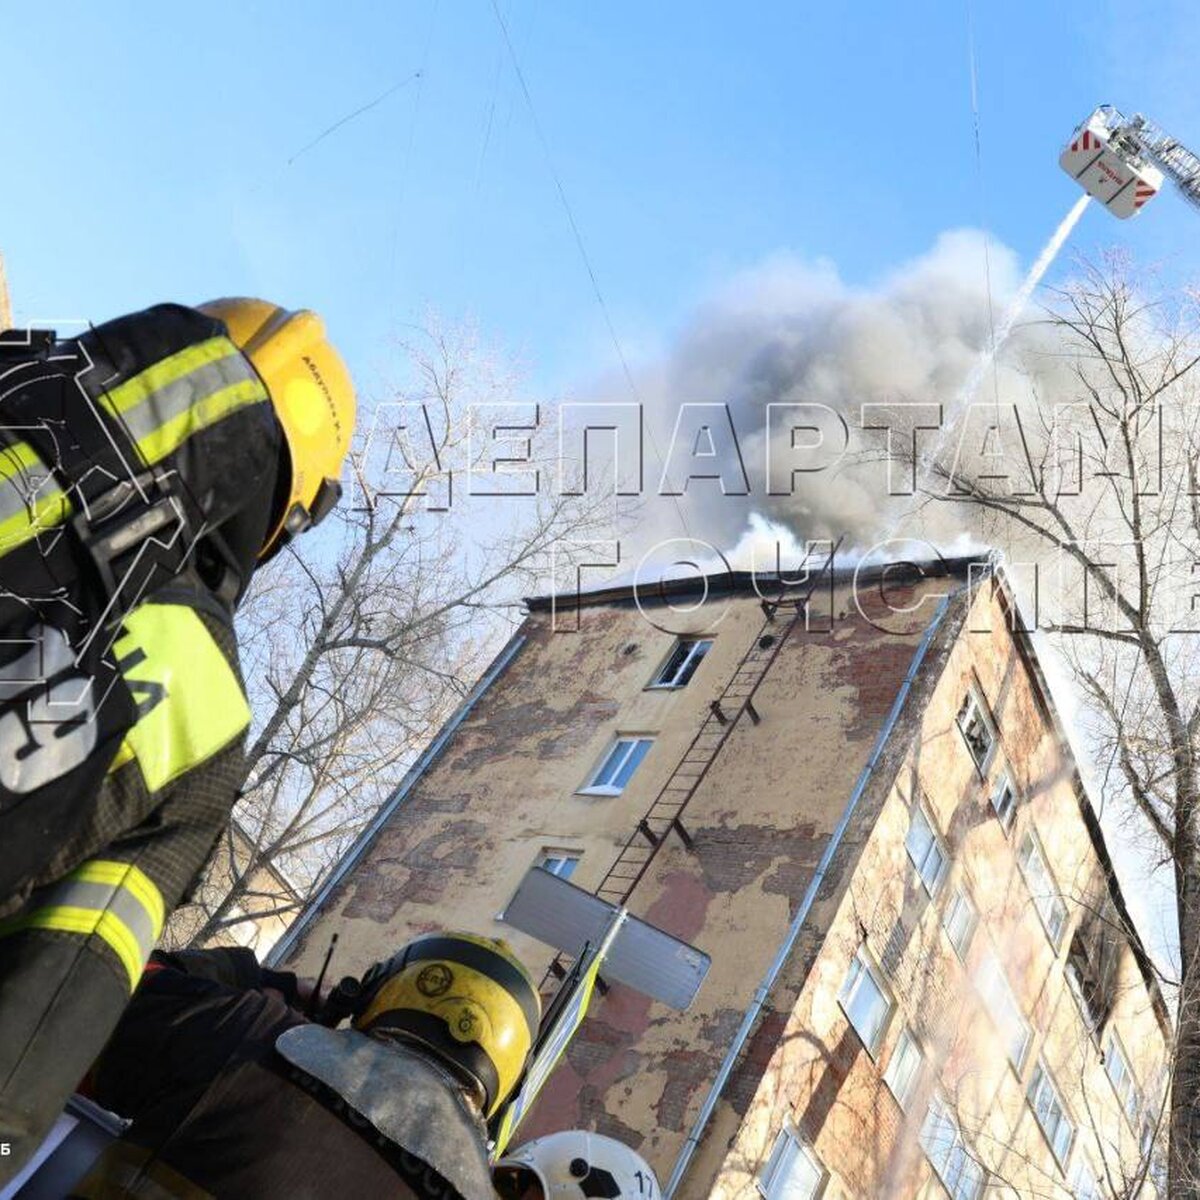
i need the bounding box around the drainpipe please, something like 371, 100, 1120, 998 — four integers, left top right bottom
663, 593, 956, 1198
265, 633, 527, 967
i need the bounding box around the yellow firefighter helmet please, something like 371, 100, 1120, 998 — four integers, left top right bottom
199, 297, 355, 557
353, 931, 541, 1118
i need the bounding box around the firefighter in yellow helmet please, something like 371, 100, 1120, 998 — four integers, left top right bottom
0, 299, 355, 1180
65, 932, 538, 1199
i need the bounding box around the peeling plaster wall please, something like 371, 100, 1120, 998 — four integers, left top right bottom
284, 571, 963, 1188
710, 580, 1169, 1200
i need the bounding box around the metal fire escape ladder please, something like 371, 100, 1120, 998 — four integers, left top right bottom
543, 539, 842, 984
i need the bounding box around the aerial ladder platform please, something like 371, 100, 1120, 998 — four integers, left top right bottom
1060, 105, 1200, 218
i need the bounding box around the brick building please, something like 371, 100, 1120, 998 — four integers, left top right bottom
272, 557, 1170, 1199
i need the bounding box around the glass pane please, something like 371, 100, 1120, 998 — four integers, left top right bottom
923, 843, 946, 891
957, 1156, 984, 1200
655, 642, 692, 686
920, 1101, 956, 1171
945, 891, 975, 957
542, 855, 578, 879
843, 952, 888, 1049
593, 741, 630, 788
674, 639, 712, 687
992, 778, 1015, 826
884, 1029, 921, 1106
774, 1144, 821, 1200
612, 738, 651, 787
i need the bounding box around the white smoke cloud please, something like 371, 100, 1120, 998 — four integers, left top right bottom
607, 229, 1032, 560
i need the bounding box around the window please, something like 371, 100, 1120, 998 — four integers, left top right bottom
839, 946, 891, 1053
1103, 1032, 1141, 1124
758, 1125, 825, 1200
1070, 1157, 1100, 1200
905, 805, 947, 896
883, 1027, 923, 1110
991, 773, 1017, 831
1028, 1061, 1075, 1167
920, 1097, 986, 1200
1017, 831, 1069, 949
538, 851, 580, 880
943, 886, 978, 960
957, 688, 995, 772
975, 952, 1032, 1070
650, 638, 713, 688
580, 737, 653, 795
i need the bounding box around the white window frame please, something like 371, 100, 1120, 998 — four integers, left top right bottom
991, 772, 1017, 832
757, 1123, 826, 1200
838, 945, 892, 1055
578, 736, 654, 796
905, 803, 947, 897
975, 951, 1032, 1071
648, 638, 714, 689
919, 1096, 987, 1200
1028, 1060, 1075, 1169
957, 685, 997, 773
537, 849, 581, 880
1103, 1030, 1141, 1126
942, 884, 978, 961
1017, 828, 1069, 950
883, 1026, 923, 1110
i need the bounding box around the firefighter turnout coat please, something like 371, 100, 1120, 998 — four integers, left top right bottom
72, 948, 498, 1200
0, 306, 283, 1176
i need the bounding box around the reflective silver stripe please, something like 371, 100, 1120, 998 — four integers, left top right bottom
115, 352, 259, 448
35, 877, 160, 958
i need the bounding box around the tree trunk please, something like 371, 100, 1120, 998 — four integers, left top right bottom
1171, 849, 1200, 1196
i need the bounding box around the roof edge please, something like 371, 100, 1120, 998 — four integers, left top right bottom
524, 553, 991, 613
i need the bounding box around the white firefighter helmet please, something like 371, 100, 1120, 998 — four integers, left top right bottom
495, 1132, 659, 1200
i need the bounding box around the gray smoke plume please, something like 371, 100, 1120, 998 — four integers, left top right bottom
613, 229, 1029, 563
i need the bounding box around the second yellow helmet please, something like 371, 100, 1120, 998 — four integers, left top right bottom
199, 297, 356, 557
353, 932, 541, 1119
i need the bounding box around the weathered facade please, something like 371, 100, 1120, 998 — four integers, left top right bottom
275, 559, 1169, 1198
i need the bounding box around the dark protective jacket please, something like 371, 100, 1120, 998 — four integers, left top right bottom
0, 304, 280, 908
0, 306, 283, 1174
73, 948, 498, 1200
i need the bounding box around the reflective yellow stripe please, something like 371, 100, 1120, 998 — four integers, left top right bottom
0, 440, 71, 555
98, 335, 268, 467
0, 859, 165, 990
113, 603, 250, 792
0, 440, 44, 479
0, 487, 71, 553
132, 376, 266, 465
73, 860, 166, 935
20, 907, 144, 989
99, 337, 240, 419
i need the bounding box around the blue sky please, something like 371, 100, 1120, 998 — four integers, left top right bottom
3, 0, 1198, 398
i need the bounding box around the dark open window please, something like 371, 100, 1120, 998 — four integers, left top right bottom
1065, 900, 1122, 1034
651, 639, 713, 689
